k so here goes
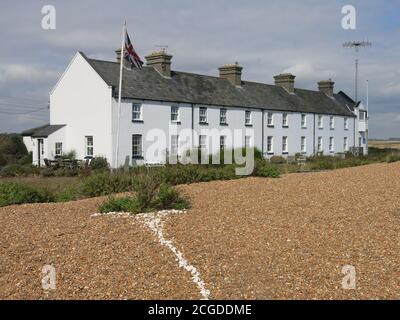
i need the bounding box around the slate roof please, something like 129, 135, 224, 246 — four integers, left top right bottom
83, 52, 356, 117
22, 124, 65, 137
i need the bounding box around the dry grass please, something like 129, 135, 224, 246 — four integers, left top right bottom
0, 176, 80, 194
1, 162, 399, 299
369, 140, 400, 150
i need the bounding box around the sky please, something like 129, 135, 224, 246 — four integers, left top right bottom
0, 0, 399, 139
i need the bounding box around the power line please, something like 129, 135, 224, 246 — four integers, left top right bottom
0, 95, 47, 103
0, 106, 49, 115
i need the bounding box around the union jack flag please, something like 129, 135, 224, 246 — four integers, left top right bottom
124, 28, 143, 69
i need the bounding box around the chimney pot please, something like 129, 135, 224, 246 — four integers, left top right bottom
218, 62, 243, 86
274, 73, 296, 93
318, 79, 335, 96
145, 51, 173, 77
115, 48, 122, 63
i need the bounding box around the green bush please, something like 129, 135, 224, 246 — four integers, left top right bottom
0, 153, 8, 167
17, 152, 33, 166
0, 182, 54, 207
55, 186, 79, 202
61, 150, 76, 160
78, 173, 133, 197
133, 173, 163, 208
153, 183, 189, 210
90, 157, 109, 171
270, 156, 286, 164
386, 154, 400, 163
40, 168, 55, 177
0, 134, 27, 165
254, 160, 281, 178
99, 196, 141, 213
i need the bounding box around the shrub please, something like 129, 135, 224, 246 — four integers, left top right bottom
55, 186, 79, 202
78, 173, 133, 197
18, 152, 33, 166
0, 133, 27, 165
99, 196, 141, 214
386, 154, 400, 163
133, 173, 163, 209
0, 164, 33, 177
153, 183, 189, 210
40, 168, 55, 177
254, 160, 280, 178
61, 150, 76, 160
0, 153, 7, 167
90, 157, 109, 171
0, 182, 54, 207
270, 156, 286, 164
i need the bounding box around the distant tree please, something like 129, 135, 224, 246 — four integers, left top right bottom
0, 134, 28, 166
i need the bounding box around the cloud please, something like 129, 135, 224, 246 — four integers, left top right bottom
0, 64, 60, 83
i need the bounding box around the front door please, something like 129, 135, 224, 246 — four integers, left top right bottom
37, 139, 44, 166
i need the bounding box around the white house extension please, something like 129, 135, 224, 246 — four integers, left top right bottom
22, 50, 368, 167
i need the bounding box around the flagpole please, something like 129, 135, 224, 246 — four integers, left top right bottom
115, 21, 126, 170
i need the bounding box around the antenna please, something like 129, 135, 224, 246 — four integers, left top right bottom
155, 45, 169, 53
343, 40, 372, 102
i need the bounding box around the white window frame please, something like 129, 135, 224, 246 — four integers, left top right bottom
199, 135, 207, 150
55, 142, 63, 157
301, 136, 306, 153
245, 110, 252, 126
301, 114, 307, 128
85, 136, 93, 157
282, 136, 288, 153
344, 117, 349, 130
330, 116, 335, 130
132, 134, 143, 158
267, 136, 273, 154
199, 107, 208, 124
132, 103, 142, 121
220, 135, 226, 151
267, 112, 274, 127
329, 137, 334, 153
170, 135, 179, 156
359, 111, 366, 121
245, 135, 251, 148
318, 115, 323, 129
220, 108, 227, 125
318, 137, 323, 152
171, 106, 179, 122
344, 137, 349, 152
282, 113, 289, 127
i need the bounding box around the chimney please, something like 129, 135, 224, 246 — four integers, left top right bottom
318, 79, 335, 96
274, 73, 296, 93
145, 50, 173, 77
115, 48, 122, 63
218, 62, 243, 86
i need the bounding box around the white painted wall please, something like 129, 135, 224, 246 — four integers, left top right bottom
50, 52, 113, 162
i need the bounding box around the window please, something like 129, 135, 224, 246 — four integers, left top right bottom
220, 108, 227, 125
318, 137, 323, 152
359, 111, 366, 121
344, 137, 349, 151
267, 112, 274, 126
170, 135, 179, 156
267, 136, 273, 153
245, 135, 251, 148
132, 103, 142, 121
220, 135, 226, 151
132, 134, 142, 158
245, 110, 252, 126
85, 136, 93, 157
318, 115, 323, 129
359, 137, 362, 146
55, 142, 62, 157
301, 114, 307, 128
344, 117, 349, 130
282, 136, 288, 153
199, 135, 207, 150
171, 106, 179, 122
329, 137, 334, 153
301, 136, 306, 153
199, 107, 208, 124
282, 113, 289, 127
330, 116, 335, 130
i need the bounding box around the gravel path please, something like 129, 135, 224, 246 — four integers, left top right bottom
1, 162, 399, 299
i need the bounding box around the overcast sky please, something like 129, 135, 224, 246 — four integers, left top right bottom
0, 0, 399, 138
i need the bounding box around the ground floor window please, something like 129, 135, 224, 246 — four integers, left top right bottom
344, 137, 349, 151
267, 136, 273, 153
85, 136, 93, 157
170, 135, 179, 156
55, 142, 63, 157
132, 134, 143, 158
301, 136, 306, 153
220, 135, 226, 151
245, 135, 251, 148
282, 136, 288, 153
199, 135, 207, 150
318, 137, 323, 152
329, 137, 334, 153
